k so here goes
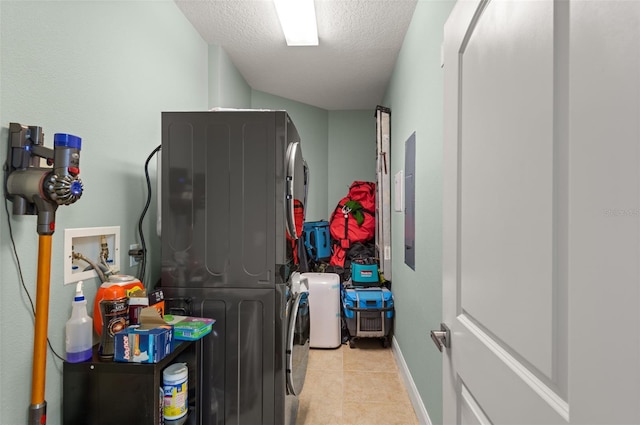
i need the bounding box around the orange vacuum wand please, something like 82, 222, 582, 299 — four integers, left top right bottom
30, 235, 52, 411
5, 123, 83, 425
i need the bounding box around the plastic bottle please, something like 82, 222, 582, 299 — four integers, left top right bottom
98, 285, 129, 360
65, 281, 94, 363
164, 362, 189, 424
93, 275, 143, 335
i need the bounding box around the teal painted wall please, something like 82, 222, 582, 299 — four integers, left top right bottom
0, 1, 208, 423
328, 110, 376, 214
251, 90, 330, 222
209, 45, 252, 108
383, 1, 455, 423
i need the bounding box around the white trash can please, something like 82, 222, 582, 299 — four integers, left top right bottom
302, 273, 341, 348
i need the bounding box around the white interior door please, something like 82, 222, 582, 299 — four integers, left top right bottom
442, 1, 640, 423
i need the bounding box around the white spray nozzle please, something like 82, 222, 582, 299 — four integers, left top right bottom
74, 281, 85, 302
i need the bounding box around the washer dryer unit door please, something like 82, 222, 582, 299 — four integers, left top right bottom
285, 141, 306, 240
286, 290, 310, 396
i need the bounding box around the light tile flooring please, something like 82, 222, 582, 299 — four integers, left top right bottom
296, 339, 419, 425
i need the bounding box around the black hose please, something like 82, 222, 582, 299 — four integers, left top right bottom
138, 145, 161, 286
4, 188, 65, 362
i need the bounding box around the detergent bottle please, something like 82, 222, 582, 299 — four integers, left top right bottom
65, 281, 93, 363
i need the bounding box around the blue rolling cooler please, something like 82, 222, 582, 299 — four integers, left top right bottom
342, 286, 394, 348
303, 220, 331, 261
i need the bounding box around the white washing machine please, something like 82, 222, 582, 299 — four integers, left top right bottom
302, 273, 341, 348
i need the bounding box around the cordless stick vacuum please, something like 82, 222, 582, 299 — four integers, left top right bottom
4, 123, 83, 425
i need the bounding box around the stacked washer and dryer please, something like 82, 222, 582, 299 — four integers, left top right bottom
160, 110, 310, 425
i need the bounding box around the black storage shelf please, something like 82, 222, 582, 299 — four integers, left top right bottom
63, 341, 199, 425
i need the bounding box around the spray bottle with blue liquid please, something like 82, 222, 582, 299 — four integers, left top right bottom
65, 281, 93, 362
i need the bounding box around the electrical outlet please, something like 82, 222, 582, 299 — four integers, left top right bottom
129, 244, 140, 267
64, 226, 120, 285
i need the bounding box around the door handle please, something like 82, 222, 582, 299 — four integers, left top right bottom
430, 323, 451, 352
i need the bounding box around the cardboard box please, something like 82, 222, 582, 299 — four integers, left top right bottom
114, 308, 173, 363
164, 315, 215, 341
148, 288, 165, 317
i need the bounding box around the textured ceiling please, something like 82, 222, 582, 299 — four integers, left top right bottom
175, 0, 418, 110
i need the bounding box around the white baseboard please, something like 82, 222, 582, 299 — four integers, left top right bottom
392, 336, 432, 425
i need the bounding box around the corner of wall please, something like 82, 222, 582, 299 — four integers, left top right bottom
208, 44, 221, 108
208, 44, 251, 109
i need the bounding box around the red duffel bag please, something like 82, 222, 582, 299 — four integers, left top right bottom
329, 181, 376, 267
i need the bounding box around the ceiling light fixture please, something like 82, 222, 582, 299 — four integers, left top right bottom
273, 0, 319, 46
